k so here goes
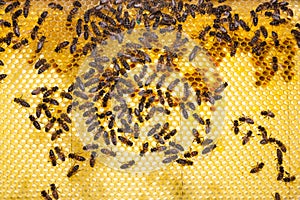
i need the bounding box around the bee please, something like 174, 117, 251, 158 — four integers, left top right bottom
100, 148, 116, 157
242, 130, 253, 145
31, 86, 47, 95
45, 117, 56, 133
75, 19, 83, 37
120, 160, 135, 169
271, 31, 279, 46
37, 63, 50, 74
274, 192, 281, 200
214, 82, 228, 94
29, 115, 41, 130
239, 115, 254, 124
73, 1, 81, 7
256, 2, 271, 12
118, 136, 133, 146
60, 91, 72, 100
50, 183, 59, 200
14, 97, 30, 107
250, 162, 264, 173
48, 3, 63, 10
189, 45, 200, 62
139, 142, 149, 157
41, 190, 52, 200
12, 9, 22, 20
162, 155, 178, 164
275, 140, 286, 153
192, 113, 205, 125
67, 164, 79, 178
36, 36, 46, 53
68, 153, 86, 161
67, 7, 79, 22
12, 20, 19, 37
83, 143, 99, 150
151, 145, 167, 153
37, 11, 48, 25
43, 86, 58, 98
82, 42, 96, 55
192, 129, 204, 144
54, 41, 69, 53
276, 148, 283, 165
176, 158, 193, 166
205, 119, 211, 134
23, 0, 30, 18
0, 74, 7, 81
277, 166, 284, 181
163, 129, 177, 140
12, 38, 28, 49
201, 144, 217, 155
49, 149, 57, 166
51, 129, 62, 141
230, 41, 239, 57
260, 26, 268, 38
198, 25, 211, 40
239, 19, 250, 31
60, 113, 71, 123
184, 150, 198, 158
90, 151, 97, 167
261, 110, 275, 118
91, 21, 101, 36
232, 120, 240, 135
83, 24, 89, 40
258, 125, 268, 144
5, 1, 20, 13
0, 60, 4, 66
31, 25, 39, 40
54, 146, 65, 161
250, 10, 258, 26
110, 130, 117, 145
283, 175, 296, 183
0, 19, 11, 27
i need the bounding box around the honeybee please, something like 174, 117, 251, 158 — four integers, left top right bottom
250, 162, 264, 173
49, 149, 57, 166
50, 183, 59, 200
67, 164, 79, 178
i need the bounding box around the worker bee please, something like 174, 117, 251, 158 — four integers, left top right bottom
198, 25, 211, 40
250, 10, 258, 26
100, 148, 116, 157
90, 151, 97, 167
68, 153, 86, 161
31, 86, 47, 95
29, 115, 41, 130
242, 130, 253, 145
176, 158, 193, 166
54, 146, 65, 161
0, 74, 7, 81
120, 160, 135, 169
261, 110, 275, 118
118, 136, 133, 146
215, 82, 228, 93
14, 97, 30, 107
50, 183, 59, 199
232, 120, 240, 135
22, 0, 30, 18
275, 139, 286, 153
274, 192, 281, 200
277, 166, 284, 181
239, 115, 254, 124
67, 164, 79, 178
51, 129, 62, 141
41, 190, 52, 200
49, 149, 57, 166
162, 155, 178, 164
30, 25, 39, 40
12, 38, 28, 49
283, 175, 296, 183
37, 11, 48, 25
192, 129, 204, 144
12, 9, 22, 20
184, 150, 198, 158
201, 144, 217, 155
250, 162, 264, 173
4, 1, 20, 13
205, 119, 211, 134
139, 142, 149, 157
60, 113, 72, 123
83, 143, 99, 150
48, 2, 63, 10
54, 41, 69, 53
38, 63, 50, 74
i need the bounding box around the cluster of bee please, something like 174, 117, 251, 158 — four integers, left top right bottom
0, 0, 298, 199
232, 110, 296, 184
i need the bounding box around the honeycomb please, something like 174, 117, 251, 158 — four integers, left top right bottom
0, 0, 299, 199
